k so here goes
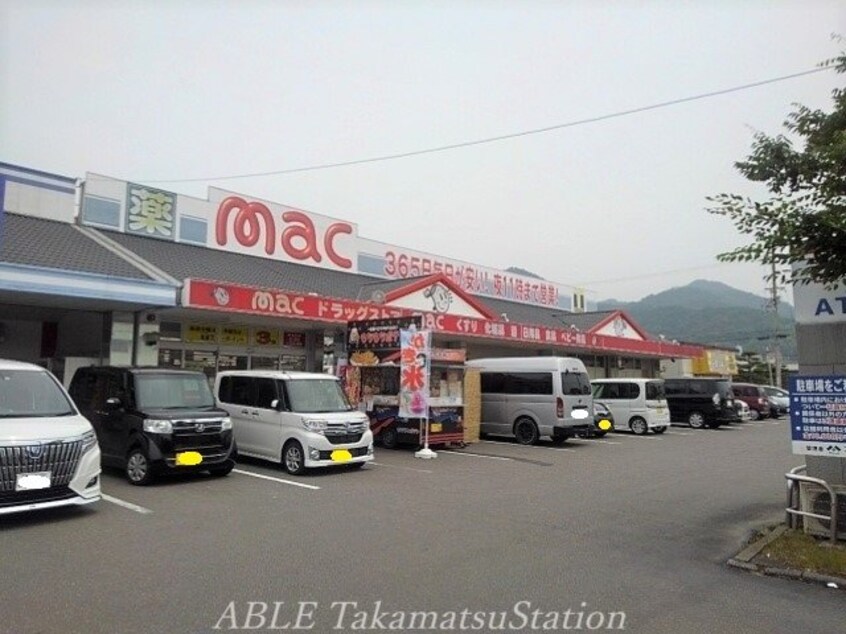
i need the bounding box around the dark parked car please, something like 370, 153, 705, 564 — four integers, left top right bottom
579, 401, 615, 438
731, 382, 771, 421
69, 366, 236, 485
663, 377, 737, 429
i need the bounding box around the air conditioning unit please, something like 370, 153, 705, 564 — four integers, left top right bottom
799, 482, 846, 540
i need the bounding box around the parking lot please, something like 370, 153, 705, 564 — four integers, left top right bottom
2, 418, 843, 634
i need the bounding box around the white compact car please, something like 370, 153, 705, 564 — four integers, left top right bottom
0, 359, 101, 515
215, 370, 373, 474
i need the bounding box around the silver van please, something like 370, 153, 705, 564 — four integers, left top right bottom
214, 370, 373, 474
591, 378, 670, 435
465, 357, 593, 444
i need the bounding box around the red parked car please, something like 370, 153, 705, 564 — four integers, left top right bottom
731, 383, 771, 421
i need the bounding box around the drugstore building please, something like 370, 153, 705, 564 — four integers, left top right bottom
0, 162, 702, 386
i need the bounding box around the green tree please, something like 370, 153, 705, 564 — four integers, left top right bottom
707, 46, 846, 287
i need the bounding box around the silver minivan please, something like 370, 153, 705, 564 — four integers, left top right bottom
465, 357, 593, 444
591, 378, 670, 435
214, 370, 374, 474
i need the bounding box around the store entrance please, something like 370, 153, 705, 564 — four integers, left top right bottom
158, 346, 307, 383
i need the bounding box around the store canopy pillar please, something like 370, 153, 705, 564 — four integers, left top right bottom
304, 330, 323, 373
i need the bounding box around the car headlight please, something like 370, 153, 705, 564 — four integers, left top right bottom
81, 430, 98, 452
712, 393, 721, 406
143, 419, 173, 434
221, 417, 232, 431
303, 419, 327, 434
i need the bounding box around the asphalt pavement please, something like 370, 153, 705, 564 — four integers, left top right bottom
1, 418, 841, 633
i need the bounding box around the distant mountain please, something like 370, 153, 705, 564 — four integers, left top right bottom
506, 266, 544, 279
597, 280, 796, 360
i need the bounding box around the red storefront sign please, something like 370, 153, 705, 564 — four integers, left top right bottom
215, 196, 355, 269
184, 279, 406, 322
183, 279, 701, 358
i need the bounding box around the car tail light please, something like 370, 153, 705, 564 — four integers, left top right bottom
556, 397, 565, 418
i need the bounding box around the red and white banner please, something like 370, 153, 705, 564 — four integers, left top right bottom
182, 279, 702, 358
399, 329, 431, 418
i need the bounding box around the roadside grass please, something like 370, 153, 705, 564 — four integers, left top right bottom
756, 529, 846, 577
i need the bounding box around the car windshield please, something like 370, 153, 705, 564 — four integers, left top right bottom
135, 374, 215, 409
285, 379, 352, 413
0, 369, 74, 418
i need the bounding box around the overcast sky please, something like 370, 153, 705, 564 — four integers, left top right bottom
2, 1, 843, 303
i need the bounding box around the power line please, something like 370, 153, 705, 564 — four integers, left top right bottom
128, 66, 832, 184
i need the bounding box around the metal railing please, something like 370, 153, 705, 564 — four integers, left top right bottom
785, 465, 841, 544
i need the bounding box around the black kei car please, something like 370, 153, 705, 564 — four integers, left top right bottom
579, 401, 615, 438
69, 367, 236, 485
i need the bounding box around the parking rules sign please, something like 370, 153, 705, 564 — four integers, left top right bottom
789, 375, 846, 456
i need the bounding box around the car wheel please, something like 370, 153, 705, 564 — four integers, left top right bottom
748, 408, 760, 421
629, 417, 649, 435
380, 427, 398, 449
208, 461, 234, 477
126, 446, 154, 486
688, 411, 706, 429
653, 426, 667, 435
514, 417, 539, 445
282, 440, 307, 475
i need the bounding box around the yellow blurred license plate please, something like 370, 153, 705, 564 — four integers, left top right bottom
331, 450, 352, 462
175, 451, 203, 466
430, 423, 443, 433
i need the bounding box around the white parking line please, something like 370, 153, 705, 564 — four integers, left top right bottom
664, 431, 692, 436
370, 461, 433, 474
440, 450, 513, 461
615, 434, 662, 439
101, 494, 153, 514
233, 468, 321, 490
577, 438, 622, 445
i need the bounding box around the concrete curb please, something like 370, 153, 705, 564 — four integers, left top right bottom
733, 525, 787, 563
727, 527, 846, 590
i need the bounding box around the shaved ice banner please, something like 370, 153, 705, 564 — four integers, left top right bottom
399, 328, 431, 418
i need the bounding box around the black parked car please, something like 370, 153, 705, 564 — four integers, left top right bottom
69, 367, 236, 485
663, 377, 738, 429
579, 401, 615, 438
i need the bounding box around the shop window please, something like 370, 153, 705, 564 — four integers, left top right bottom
158, 348, 183, 369
184, 350, 217, 382
159, 322, 182, 342
218, 354, 248, 372
280, 355, 306, 371
251, 356, 280, 371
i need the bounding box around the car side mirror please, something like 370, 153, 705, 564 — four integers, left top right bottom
270, 399, 284, 411
104, 397, 122, 412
